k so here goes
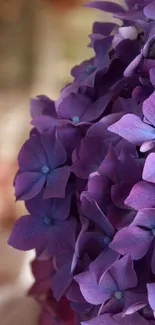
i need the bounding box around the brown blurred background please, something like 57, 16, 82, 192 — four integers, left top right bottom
0, 0, 121, 324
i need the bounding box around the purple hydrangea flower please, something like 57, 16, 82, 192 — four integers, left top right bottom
75, 255, 146, 315
15, 130, 70, 200
8, 192, 76, 256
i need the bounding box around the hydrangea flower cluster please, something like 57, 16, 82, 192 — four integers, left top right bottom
8, 1, 155, 324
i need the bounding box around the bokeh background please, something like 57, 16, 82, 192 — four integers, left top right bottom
0, 0, 121, 324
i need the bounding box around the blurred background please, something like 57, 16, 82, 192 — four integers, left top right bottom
0, 0, 121, 324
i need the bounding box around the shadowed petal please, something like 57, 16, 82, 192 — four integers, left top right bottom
44, 166, 70, 198
81, 197, 114, 236
15, 172, 45, 200
90, 249, 119, 283
143, 92, 155, 127
125, 181, 155, 210
147, 283, 155, 312
111, 255, 137, 291
114, 312, 149, 325
110, 226, 152, 260
58, 93, 91, 121
52, 263, 73, 301
124, 53, 143, 77
150, 68, 155, 87
41, 132, 67, 169
93, 22, 117, 36
31, 115, 58, 133
8, 214, 45, 251
30, 95, 56, 118
151, 243, 155, 274
123, 291, 147, 315
18, 134, 47, 171
131, 208, 155, 229
47, 218, 77, 256
143, 153, 155, 183
144, 1, 155, 20
81, 313, 118, 325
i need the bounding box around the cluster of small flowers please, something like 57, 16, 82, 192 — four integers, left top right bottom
8, 1, 155, 324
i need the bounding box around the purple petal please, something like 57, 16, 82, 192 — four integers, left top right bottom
114, 312, 149, 325
71, 219, 89, 273
81, 197, 114, 236
44, 166, 70, 198
58, 93, 91, 121
81, 313, 118, 325
82, 173, 111, 210
143, 153, 155, 183
71, 137, 108, 179
140, 140, 155, 152
115, 10, 146, 23
41, 132, 67, 169
90, 249, 119, 283
147, 283, 155, 311
151, 243, 155, 274
30, 95, 56, 118
132, 85, 153, 103
99, 296, 123, 315
83, 93, 112, 122
123, 291, 147, 315
48, 218, 77, 256
52, 195, 71, 221
31, 115, 58, 133
131, 208, 155, 229
75, 270, 116, 305
124, 53, 143, 77
107, 205, 135, 230
57, 124, 82, 155
67, 280, 86, 302
18, 134, 47, 171
98, 146, 117, 183
110, 226, 152, 260
143, 92, 155, 127
125, 181, 155, 210
111, 255, 137, 291
150, 68, 155, 87
140, 59, 155, 75
108, 114, 155, 145
117, 149, 142, 184
143, 1, 155, 20
51, 263, 72, 300
87, 112, 123, 139
93, 22, 117, 36
8, 214, 45, 251
85, 1, 125, 13
15, 172, 45, 200
111, 183, 132, 209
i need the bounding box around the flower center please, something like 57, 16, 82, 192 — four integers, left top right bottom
152, 228, 155, 236
42, 165, 50, 174
114, 291, 123, 300
104, 236, 111, 245
86, 64, 95, 74
44, 216, 52, 226
72, 116, 80, 124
